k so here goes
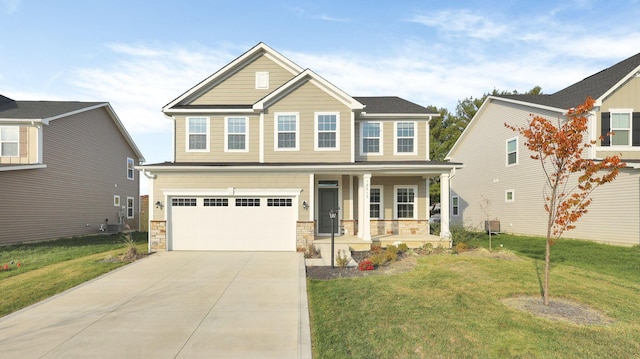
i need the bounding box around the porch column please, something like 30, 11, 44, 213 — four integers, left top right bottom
425, 177, 430, 225
362, 173, 372, 241
357, 175, 363, 238
439, 172, 451, 239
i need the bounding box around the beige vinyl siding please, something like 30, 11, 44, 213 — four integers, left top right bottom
152, 172, 310, 221
0, 107, 140, 245
263, 80, 352, 162
355, 120, 427, 161
175, 115, 260, 163
190, 54, 296, 106
596, 76, 640, 159
450, 99, 640, 246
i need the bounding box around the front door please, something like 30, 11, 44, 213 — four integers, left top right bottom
318, 187, 339, 234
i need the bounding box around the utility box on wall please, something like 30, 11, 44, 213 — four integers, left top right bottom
484, 220, 500, 234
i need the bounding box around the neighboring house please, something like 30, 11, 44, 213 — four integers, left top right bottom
0, 95, 144, 245
447, 52, 640, 246
140, 42, 462, 252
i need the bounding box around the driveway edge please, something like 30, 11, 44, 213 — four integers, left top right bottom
298, 253, 313, 359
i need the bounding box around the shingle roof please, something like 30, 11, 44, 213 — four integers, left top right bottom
0, 97, 104, 119
354, 96, 436, 114
496, 52, 640, 109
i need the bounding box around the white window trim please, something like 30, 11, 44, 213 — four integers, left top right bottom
370, 185, 384, 219
0, 126, 19, 157
255, 72, 269, 89
314, 112, 340, 151
359, 121, 383, 156
506, 136, 518, 166
114, 195, 120, 207
609, 108, 633, 146
394, 121, 417, 155
224, 116, 249, 152
452, 195, 459, 216
126, 157, 134, 180
127, 196, 135, 219
505, 190, 515, 203
186, 116, 210, 152
274, 112, 300, 151
393, 185, 417, 219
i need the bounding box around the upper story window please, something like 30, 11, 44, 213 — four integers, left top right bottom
360, 122, 382, 155
275, 113, 299, 151
395, 121, 416, 155
506, 137, 518, 166
255, 72, 269, 89
601, 110, 640, 147
225, 117, 248, 152
127, 157, 135, 180
0, 126, 19, 157
187, 117, 209, 152
370, 186, 383, 219
395, 186, 416, 219
315, 113, 339, 150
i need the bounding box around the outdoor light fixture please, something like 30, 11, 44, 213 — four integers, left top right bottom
155, 201, 163, 209
302, 200, 308, 209
329, 208, 339, 268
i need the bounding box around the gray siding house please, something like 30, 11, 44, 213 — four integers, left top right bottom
447, 52, 640, 246
0, 95, 144, 244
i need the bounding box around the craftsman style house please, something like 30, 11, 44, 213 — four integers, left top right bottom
0, 95, 144, 244
447, 52, 640, 246
140, 43, 461, 252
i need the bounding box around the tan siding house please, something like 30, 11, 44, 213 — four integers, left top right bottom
447, 52, 640, 246
0, 95, 144, 244
141, 43, 462, 253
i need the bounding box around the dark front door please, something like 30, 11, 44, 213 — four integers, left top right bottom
318, 187, 338, 234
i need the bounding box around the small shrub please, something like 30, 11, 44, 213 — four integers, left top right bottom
335, 250, 350, 268
396, 243, 409, 254
455, 242, 468, 253
371, 244, 382, 253
421, 242, 434, 255
304, 245, 320, 258
358, 259, 374, 271
120, 231, 138, 261
368, 251, 389, 267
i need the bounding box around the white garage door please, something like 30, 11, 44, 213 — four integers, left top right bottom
169, 196, 297, 251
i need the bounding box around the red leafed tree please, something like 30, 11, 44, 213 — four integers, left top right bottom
505, 97, 625, 305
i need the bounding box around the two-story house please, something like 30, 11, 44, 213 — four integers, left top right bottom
140, 43, 462, 252
447, 52, 640, 246
0, 95, 144, 244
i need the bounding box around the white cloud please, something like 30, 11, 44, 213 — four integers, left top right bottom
0, 0, 21, 14
408, 10, 510, 40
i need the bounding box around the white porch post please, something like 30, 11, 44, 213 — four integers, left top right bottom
362, 173, 372, 241
425, 177, 431, 225
439, 172, 451, 240
357, 175, 363, 238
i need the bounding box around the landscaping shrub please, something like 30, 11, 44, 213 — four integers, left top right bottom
358, 259, 374, 271
335, 250, 350, 268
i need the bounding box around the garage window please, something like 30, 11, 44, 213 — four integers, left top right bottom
236, 198, 260, 207
268, 198, 292, 207
172, 198, 197, 207
204, 198, 229, 207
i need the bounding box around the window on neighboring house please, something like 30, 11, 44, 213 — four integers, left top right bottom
395, 122, 416, 154
395, 186, 416, 219
275, 113, 299, 150
452, 196, 459, 216
601, 110, 640, 147
505, 190, 515, 202
316, 113, 339, 150
370, 186, 383, 219
114, 195, 120, 207
0, 126, 19, 157
187, 117, 209, 151
361, 122, 382, 154
506, 137, 518, 166
255, 72, 269, 89
127, 197, 134, 219
127, 157, 135, 180
225, 117, 248, 151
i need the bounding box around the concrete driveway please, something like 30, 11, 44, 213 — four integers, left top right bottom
0, 251, 312, 358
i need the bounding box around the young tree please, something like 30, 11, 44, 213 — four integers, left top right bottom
505, 97, 625, 305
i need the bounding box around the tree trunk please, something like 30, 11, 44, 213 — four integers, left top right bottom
544, 234, 551, 306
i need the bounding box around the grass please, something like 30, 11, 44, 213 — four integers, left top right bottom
307, 230, 640, 358
0, 232, 147, 317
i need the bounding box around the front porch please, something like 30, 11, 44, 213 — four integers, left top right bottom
312, 233, 451, 251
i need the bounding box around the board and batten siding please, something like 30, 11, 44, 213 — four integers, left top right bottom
190, 54, 296, 106
174, 114, 260, 163
263, 80, 352, 163
0, 107, 140, 245
355, 120, 428, 161
152, 172, 310, 222
450, 98, 640, 246
596, 76, 640, 160
0, 126, 38, 165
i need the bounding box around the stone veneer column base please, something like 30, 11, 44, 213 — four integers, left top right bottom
296, 221, 316, 251
341, 219, 357, 236
150, 220, 167, 252
370, 219, 429, 236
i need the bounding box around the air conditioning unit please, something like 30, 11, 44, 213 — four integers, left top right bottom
484, 220, 500, 234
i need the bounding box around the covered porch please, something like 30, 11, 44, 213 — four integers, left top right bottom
313, 233, 448, 251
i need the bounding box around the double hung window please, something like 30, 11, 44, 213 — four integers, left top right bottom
187, 117, 208, 151
316, 113, 339, 150
275, 113, 299, 150
395, 122, 416, 154
0, 126, 19, 157
361, 122, 381, 154
395, 186, 416, 219
225, 117, 248, 151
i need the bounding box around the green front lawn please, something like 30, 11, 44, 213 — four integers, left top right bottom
0, 233, 148, 317
307, 232, 640, 358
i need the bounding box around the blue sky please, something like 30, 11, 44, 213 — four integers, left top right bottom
2, 0, 640, 187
